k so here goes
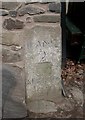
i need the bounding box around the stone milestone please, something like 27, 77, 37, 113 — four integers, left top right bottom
25, 25, 62, 113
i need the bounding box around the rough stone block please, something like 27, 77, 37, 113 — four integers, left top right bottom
3, 18, 24, 30
2, 46, 22, 63
33, 14, 60, 23
25, 25, 62, 113
18, 5, 45, 16
9, 10, 17, 17
1, 30, 24, 46
49, 2, 61, 13
1, 2, 21, 10
2, 64, 27, 118
0, 9, 9, 16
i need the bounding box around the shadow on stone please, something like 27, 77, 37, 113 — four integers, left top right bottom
2, 64, 27, 118
2, 66, 16, 106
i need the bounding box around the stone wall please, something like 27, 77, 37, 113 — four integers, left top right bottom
0, 1, 62, 118
1, 0, 59, 2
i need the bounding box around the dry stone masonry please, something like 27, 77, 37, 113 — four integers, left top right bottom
18, 5, 45, 16
0, 1, 63, 119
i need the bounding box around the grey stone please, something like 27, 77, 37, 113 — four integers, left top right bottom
27, 100, 57, 113
33, 14, 60, 23
11, 45, 22, 51
2, 32, 15, 45
18, 5, 45, 16
2, 64, 27, 118
25, 25, 62, 113
49, 2, 61, 13
9, 10, 17, 17
15, 19, 24, 29
0, 9, 9, 16
26, 16, 33, 23
24, 0, 41, 4
1, 31, 24, 46
40, 2, 51, 4
3, 18, 24, 30
2, 47, 22, 63
40, 0, 58, 3
70, 87, 83, 105
1, 2, 20, 10
24, 0, 57, 2
3, 18, 15, 30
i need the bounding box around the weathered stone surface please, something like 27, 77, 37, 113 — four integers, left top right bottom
1, 2, 20, 10
2, 47, 22, 63
0, 9, 9, 16
2, 32, 15, 45
25, 25, 62, 113
49, 2, 61, 13
11, 45, 22, 51
3, 18, 15, 30
15, 19, 24, 29
26, 16, 33, 23
18, 5, 45, 16
24, 0, 57, 3
2, 64, 27, 118
28, 98, 74, 115
3, 18, 24, 30
40, 0, 57, 2
70, 87, 83, 105
9, 10, 17, 17
24, 0, 39, 4
6, 61, 24, 69
33, 14, 60, 23
1, 31, 24, 46
28, 100, 57, 113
